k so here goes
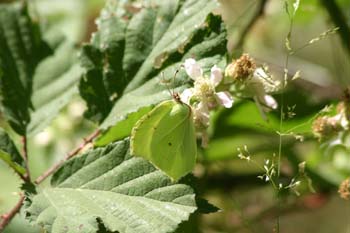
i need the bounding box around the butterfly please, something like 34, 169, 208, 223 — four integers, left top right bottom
130, 92, 197, 181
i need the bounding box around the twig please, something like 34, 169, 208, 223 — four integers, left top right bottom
0, 130, 100, 231
0, 194, 25, 232
319, 0, 350, 56
234, 0, 269, 51
35, 130, 100, 184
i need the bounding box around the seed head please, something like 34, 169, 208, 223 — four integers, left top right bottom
312, 116, 341, 140
338, 178, 350, 200
225, 54, 256, 81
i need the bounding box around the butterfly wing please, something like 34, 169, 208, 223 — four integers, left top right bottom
131, 100, 197, 181
130, 100, 174, 161
149, 101, 196, 180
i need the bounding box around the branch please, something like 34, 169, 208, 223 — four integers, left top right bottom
35, 130, 100, 184
319, 0, 350, 56
234, 0, 269, 52
0, 194, 25, 232
0, 130, 100, 230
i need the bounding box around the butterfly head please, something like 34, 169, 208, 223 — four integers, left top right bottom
172, 92, 182, 103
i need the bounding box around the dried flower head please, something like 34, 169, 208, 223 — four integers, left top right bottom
312, 116, 341, 139
224, 54, 280, 113
336, 101, 350, 128
225, 53, 256, 81
338, 178, 350, 200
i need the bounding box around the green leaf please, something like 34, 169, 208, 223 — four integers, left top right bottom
27, 40, 83, 135
95, 106, 153, 146
0, 2, 51, 135
79, 12, 127, 122
26, 139, 197, 233
0, 3, 80, 136
0, 128, 26, 176
196, 197, 220, 214
81, 0, 227, 145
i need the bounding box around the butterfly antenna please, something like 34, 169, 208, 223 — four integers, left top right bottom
172, 69, 181, 96
161, 71, 173, 97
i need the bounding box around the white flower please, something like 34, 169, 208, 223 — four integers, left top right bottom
183, 58, 234, 109
254, 67, 269, 80
246, 68, 279, 112
210, 65, 223, 85
184, 58, 202, 79
263, 94, 278, 110
180, 88, 194, 104
215, 91, 233, 108
181, 58, 234, 147
193, 102, 210, 127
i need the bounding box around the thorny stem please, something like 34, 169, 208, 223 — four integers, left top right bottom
35, 130, 100, 184
0, 194, 25, 232
0, 130, 100, 231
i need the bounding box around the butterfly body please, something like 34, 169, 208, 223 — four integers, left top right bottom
130, 100, 197, 181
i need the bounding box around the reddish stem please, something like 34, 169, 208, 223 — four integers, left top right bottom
35, 130, 100, 184
0, 194, 25, 232
0, 130, 100, 231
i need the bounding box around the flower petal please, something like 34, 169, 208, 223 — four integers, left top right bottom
194, 102, 210, 126
180, 88, 194, 104
216, 91, 234, 108
263, 95, 278, 109
184, 58, 202, 79
210, 65, 223, 86
253, 67, 269, 79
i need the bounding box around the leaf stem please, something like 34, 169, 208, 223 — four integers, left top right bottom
0, 194, 25, 232
21, 135, 31, 182
35, 130, 100, 184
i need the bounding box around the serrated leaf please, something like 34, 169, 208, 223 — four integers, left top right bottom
27, 40, 83, 135
0, 128, 26, 176
0, 2, 51, 135
0, 3, 80, 136
80, 0, 227, 145
79, 13, 127, 122
26, 139, 197, 233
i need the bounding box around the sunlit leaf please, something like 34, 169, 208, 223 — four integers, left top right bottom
80, 0, 227, 145
26, 139, 197, 233
28, 40, 83, 135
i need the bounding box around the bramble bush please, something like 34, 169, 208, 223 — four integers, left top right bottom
0, 0, 349, 233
